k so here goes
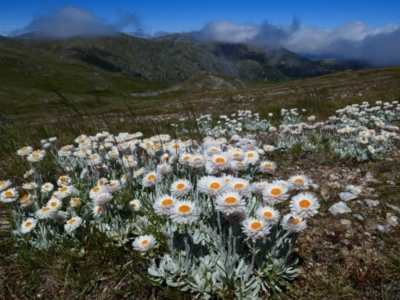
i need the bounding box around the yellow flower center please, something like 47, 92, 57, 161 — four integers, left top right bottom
50, 201, 58, 207
141, 239, 149, 245
210, 182, 220, 190
21, 147, 27, 151
234, 183, 244, 189
60, 187, 68, 192
294, 217, 301, 224
224, 197, 237, 204
178, 204, 191, 213
233, 153, 240, 157
60, 177, 67, 182
5, 191, 13, 197
294, 178, 304, 184
148, 174, 156, 181
264, 211, 273, 218
161, 199, 173, 206
247, 153, 254, 158
264, 163, 272, 168
270, 188, 282, 196
42, 207, 50, 212
21, 194, 30, 201
194, 157, 202, 162
172, 144, 180, 149
176, 183, 185, 190
299, 199, 311, 208
183, 156, 190, 161
109, 183, 115, 187
93, 187, 100, 193
72, 198, 79, 204
32, 153, 39, 158
68, 219, 76, 225
251, 221, 262, 230
25, 222, 32, 227
215, 157, 225, 164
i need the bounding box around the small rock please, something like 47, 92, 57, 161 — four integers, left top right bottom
340, 219, 352, 227
377, 224, 389, 232
386, 213, 398, 227
364, 199, 380, 207
354, 214, 364, 221
329, 201, 352, 215
329, 174, 341, 181
339, 192, 358, 201
388, 204, 400, 212
387, 180, 396, 186
346, 185, 362, 195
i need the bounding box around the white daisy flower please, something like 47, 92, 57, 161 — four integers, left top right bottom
40, 183, 53, 194
27, 150, 46, 162
229, 178, 251, 196
122, 155, 138, 168
70, 197, 81, 207
215, 191, 246, 215
156, 163, 173, 176
129, 199, 141, 211
47, 197, 62, 210
92, 205, 103, 217
57, 185, 74, 199
142, 172, 161, 187
92, 192, 113, 206
197, 176, 228, 197
88, 153, 102, 165
259, 160, 277, 174
170, 179, 192, 198
133, 167, 146, 178
228, 149, 244, 161
288, 174, 312, 190
153, 195, 176, 216
244, 150, 259, 164
229, 160, 248, 172
281, 214, 307, 232
179, 153, 192, 165
242, 218, 270, 239
0, 188, 18, 203
21, 218, 38, 234
256, 206, 280, 224
106, 180, 122, 193
17, 146, 33, 156
89, 185, 107, 199
132, 235, 157, 253
19, 193, 34, 207
0, 180, 12, 192
262, 182, 290, 204
206, 153, 231, 173
170, 201, 201, 224
64, 216, 83, 233
188, 154, 206, 168
57, 175, 71, 186
35, 206, 56, 219
289, 192, 320, 218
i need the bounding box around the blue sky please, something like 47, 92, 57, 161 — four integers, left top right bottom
1, 1, 400, 65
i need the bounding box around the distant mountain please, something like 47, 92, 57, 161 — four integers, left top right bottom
0, 31, 369, 84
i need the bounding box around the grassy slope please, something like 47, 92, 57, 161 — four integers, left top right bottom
1, 64, 400, 299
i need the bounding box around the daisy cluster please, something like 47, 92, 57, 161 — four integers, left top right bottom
3, 101, 399, 298
277, 101, 400, 161
4, 125, 321, 299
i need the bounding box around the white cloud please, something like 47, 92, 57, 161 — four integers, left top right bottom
196, 19, 400, 66
12, 5, 143, 37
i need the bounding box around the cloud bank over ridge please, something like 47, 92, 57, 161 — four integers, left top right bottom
11, 5, 400, 66
195, 19, 400, 66
11, 5, 144, 37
